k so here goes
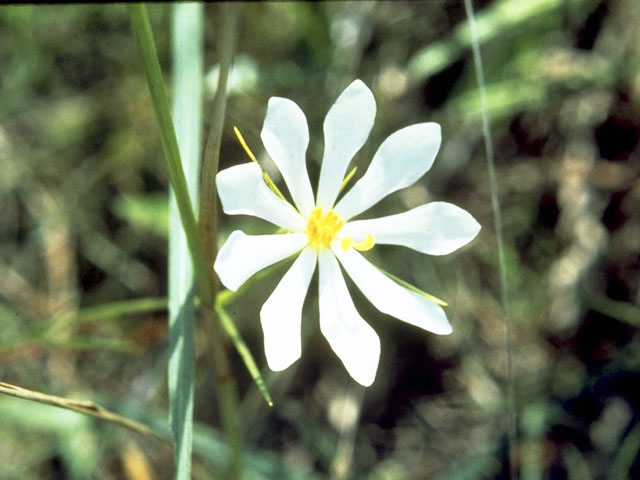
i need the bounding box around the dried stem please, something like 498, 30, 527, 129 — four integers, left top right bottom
0, 381, 170, 446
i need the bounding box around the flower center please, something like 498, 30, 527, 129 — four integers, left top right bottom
306, 206, 344, 251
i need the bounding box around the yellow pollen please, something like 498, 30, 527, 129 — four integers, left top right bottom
306, 207, 344, 251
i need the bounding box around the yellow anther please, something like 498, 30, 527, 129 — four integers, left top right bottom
234, 126, 287, 201
353, 234, 375, 251
340, 233, 375, 252
340, 234, 375, 252
306, 206, 344, 251
340, 237, 353, 252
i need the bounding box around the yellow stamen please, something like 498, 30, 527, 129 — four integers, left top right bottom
261, 172, 287, 201
340, 166, 358, 192
233, 126, 287, 201
306, 206, 344, 251
340, 237, 353, 251
340, 233, 375, 252
233, 126, 258, 163
353, 234, 375, 251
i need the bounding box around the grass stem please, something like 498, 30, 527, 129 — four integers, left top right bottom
462, 0, 516, 477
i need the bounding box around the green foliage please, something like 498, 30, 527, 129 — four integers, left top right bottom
112, 193, 168, 236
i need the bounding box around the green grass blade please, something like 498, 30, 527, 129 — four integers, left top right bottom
215, 300, 273, 407
169, 3, 204, 479
59, 297, 168, 327
127, 4, 212, 308
462, 0, 515, 477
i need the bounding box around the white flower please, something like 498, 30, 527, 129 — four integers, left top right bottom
214, 80, 480, 387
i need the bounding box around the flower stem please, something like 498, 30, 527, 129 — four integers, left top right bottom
199, 3, 240, 275
198, 4, 244, 479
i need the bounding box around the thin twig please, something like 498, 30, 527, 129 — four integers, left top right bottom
0, 381, 171, 446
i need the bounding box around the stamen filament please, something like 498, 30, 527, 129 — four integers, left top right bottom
233, 126, 258, 163
233, 125, 287, 201
262, 172, 287, 202
340, 166, 358, 192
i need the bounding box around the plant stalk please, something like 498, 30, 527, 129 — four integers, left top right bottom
198, 4, 243, 478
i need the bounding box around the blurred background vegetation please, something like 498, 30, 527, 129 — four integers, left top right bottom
1, 1, 639, 479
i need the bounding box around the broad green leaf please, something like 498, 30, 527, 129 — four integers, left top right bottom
168, 3, 204, 480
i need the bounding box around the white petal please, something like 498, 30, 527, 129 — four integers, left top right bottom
334, 247, 452, 335
318, 250, 380, 387
342, 202, 481, 255
217, 163, 306, 232
335, 123, 442, 221
316, 80, 376, 208
261, 97, 315, 216
260, 247, 317, 371
214, 231, 307, 292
